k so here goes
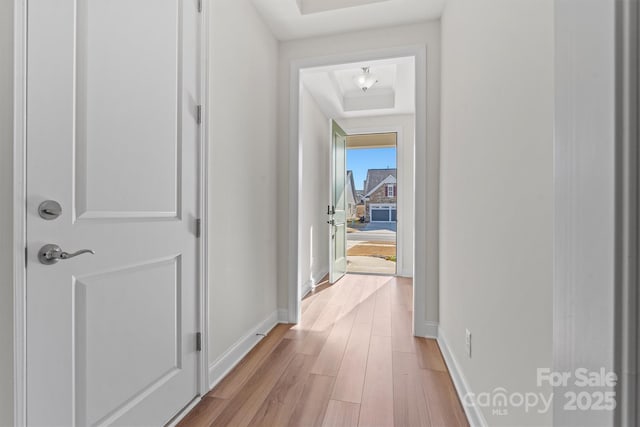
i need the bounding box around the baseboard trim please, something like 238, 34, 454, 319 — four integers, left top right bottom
437, 329, 488, 427
167, 395, 202, 427
302, 269, 330, 299
415, 320, 439, 339
300, 269, 330, 304
301, 280, 312, 300
208, 310, 280, 389
312, 269, 329, 286
277, 308, 289, 323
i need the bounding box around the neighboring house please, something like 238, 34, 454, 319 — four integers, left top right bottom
362, 168, 397, 222
346, 170, 358, 220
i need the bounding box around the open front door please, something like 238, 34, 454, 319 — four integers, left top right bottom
329, 120, 348, 283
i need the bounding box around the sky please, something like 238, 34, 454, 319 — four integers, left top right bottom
347, 147, 397, 191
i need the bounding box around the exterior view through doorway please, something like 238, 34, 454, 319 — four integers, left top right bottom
345, 133, 397, 275
295, 52, 423, 330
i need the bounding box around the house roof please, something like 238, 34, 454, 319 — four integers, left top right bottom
364, 174, 397, 198
363, 168, 397, 196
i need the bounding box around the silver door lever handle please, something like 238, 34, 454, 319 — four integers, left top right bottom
38, 244, 95, 265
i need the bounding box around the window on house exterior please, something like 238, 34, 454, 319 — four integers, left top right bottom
386, 184, 395, 197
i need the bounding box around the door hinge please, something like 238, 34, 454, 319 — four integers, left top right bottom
195, 218, 201, 238
196, 332, 202, 352
197, 0, 202, 13
196, 105, 202, 125
25, 247, 28, 266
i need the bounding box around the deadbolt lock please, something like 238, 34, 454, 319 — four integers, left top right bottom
38, 200, 62, 220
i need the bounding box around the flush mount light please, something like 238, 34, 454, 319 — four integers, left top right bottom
354, 67, 378, 92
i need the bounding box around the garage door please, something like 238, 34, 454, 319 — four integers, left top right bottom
370, 204, 397, 222
372, 209, 390, 222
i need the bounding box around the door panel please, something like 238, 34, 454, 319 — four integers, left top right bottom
76, 257, 181, 426
330, 120, 347, 283
26, 0, 201, 425
75, 0, 181, 218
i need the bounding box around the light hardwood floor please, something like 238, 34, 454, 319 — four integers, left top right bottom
179, 275, 469, 427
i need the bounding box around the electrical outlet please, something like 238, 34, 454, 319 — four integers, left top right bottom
465, 329, 472, 358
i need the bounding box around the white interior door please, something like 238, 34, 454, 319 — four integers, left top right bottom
26, 0, 201, 425
329, 120, 347, 283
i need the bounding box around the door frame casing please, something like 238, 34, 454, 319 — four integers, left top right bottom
615, 0, 639, 424
288, 46, 431, 337
12, 1, 26, 423
12, 1, 211, 423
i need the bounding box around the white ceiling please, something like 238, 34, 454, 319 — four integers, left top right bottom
301, 56, 415, 119
251, 0, 445, 41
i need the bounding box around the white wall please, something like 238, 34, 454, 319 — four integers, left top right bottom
207, 0, 279, 366
439, 0, 554, 425
554, 0, 616, 425
0, 0, 14, 424
277, 22, 441, 328
298, 86, 330, 295
337, 114, 415, 278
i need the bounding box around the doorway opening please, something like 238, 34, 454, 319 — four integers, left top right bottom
291, 50, 429, 332
346, 133, 397, 275
296, 55, 416, 304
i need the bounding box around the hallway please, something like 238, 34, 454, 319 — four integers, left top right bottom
179, 275, 468, 426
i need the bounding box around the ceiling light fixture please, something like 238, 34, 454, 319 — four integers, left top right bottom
354, 67, 378, 92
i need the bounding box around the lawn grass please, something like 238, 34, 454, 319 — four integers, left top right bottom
347, 243, 396, 258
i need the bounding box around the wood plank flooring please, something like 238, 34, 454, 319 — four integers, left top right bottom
178, 275, 468, 427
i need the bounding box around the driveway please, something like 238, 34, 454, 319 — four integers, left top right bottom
348, 222, 396, 232
347, 231, 396, 243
